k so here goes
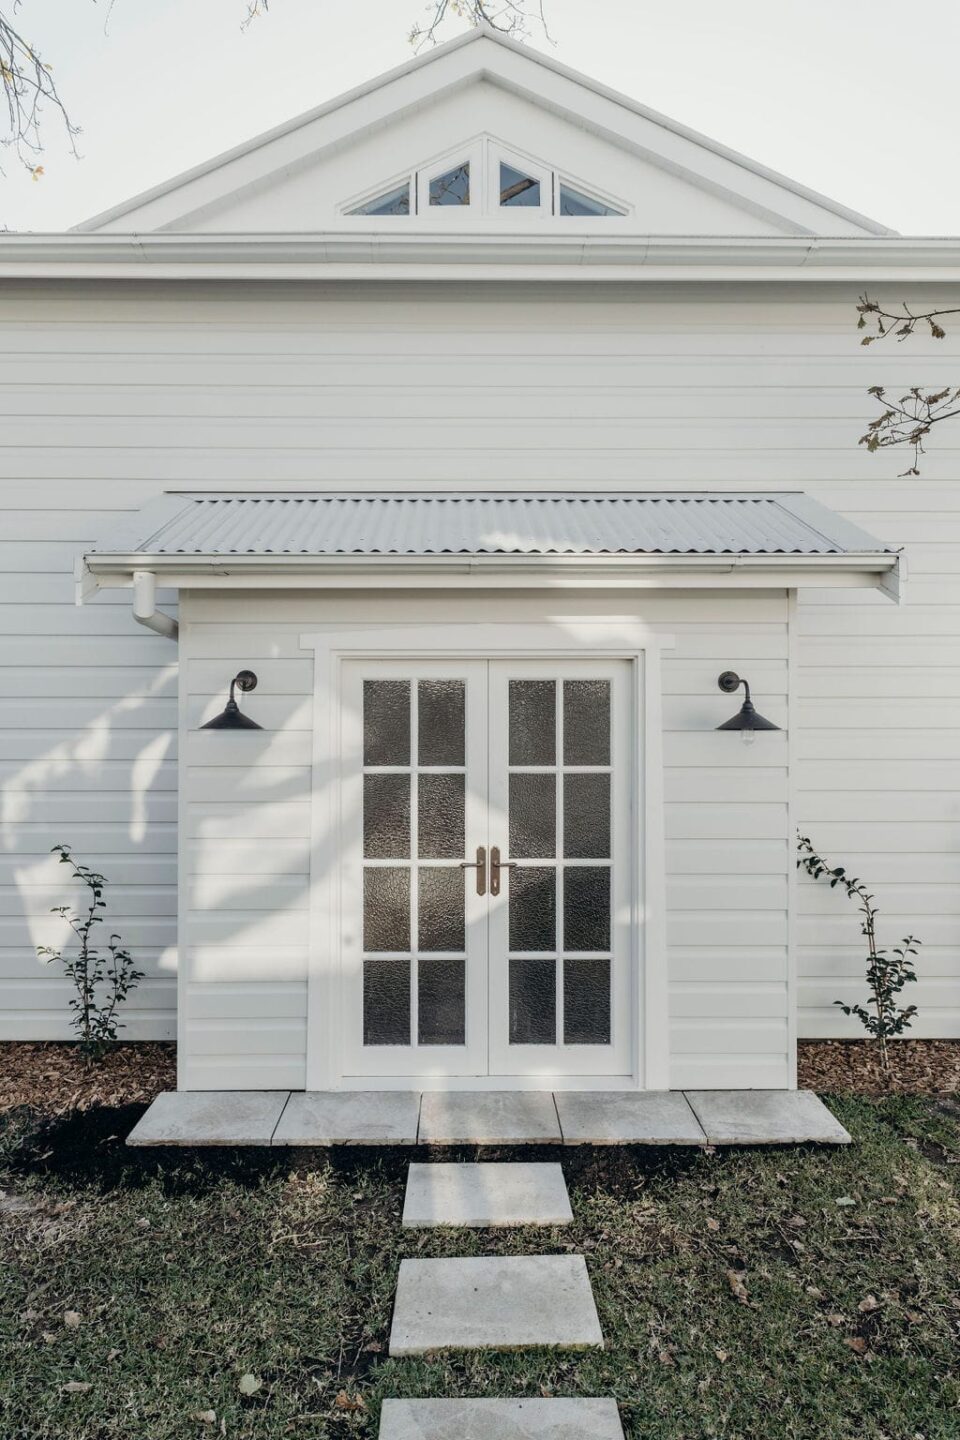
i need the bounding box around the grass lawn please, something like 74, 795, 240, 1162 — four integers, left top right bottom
2, 1095, 959, 1439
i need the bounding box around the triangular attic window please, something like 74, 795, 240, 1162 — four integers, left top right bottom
349, 182, 411, 216
343, 142, 627, 218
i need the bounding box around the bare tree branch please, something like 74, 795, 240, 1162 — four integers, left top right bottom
859, 384, 960, 477
0, 3, 78, 174
409, 0, 552, 50
856, 294, 960, 474
857, 292, 958, 345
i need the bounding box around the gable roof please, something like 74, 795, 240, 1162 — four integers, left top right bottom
76, 26, 894, 237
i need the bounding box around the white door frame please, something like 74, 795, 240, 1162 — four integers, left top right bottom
301, 621, 671, 1092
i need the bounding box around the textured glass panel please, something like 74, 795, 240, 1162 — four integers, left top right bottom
350, 183, 411, 216
430, 163, 470, 205
418, 960, 466, 1045
563, 773, 610, 859
563, 680, 610, 765
363, 960, 410, 1045
559, 184, 620, 217
418, 867, 465, 953
363, 867, 410, 952
363, 680, 410, 765
418, 680, 465, 766
500, 162, 540, 207
509, 866, 556, 951
563, 866, 611, 953
509, 957, 556, 1044
509, 680, 556, 765
563, 958, 611, 1044
363, 774, 410, 859
509, 772, 556, 859
418, 773, 465, 858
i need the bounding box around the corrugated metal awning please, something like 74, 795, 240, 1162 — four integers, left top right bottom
81, 490, 901, 601
89, 490, 896, 558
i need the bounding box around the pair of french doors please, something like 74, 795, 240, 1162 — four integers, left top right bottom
339, 657, 635, 1082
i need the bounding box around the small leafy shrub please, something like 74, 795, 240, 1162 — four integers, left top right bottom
797, 833, 919, 1073
37, 845, 143, 1059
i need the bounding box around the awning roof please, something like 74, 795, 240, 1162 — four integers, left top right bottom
81, 490, 901, 598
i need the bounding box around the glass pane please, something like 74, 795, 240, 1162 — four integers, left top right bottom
509, 680, 556, 765
563, 866, 610, 953
364, 680, 410, 765
418, 960, 465, 1045
363, 960, 410, 1044
430, 163, 470, 206
363, 867, 410, 952
350, 183, 411, 216
418, 867, 465, 952
418, 773, 465, 858
558, 185, 620, 217
363, 774, 410, 859
563, 958, 611, 1044
563, 680, 610, 765
563, 773, 610, 859
500, 162, 540, 207
509, 866, 556, 951
509, 772, 556, 859
418, 680, 465, 766
509, 957, 556, 1044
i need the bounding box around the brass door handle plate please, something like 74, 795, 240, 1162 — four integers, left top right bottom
489, 846, 517, 897
459, 845, 487, 896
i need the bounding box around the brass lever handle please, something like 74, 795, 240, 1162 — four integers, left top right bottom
489, 846, 517, 897
459, 845, 487, 896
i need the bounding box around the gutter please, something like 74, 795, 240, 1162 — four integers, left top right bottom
2, 234, 960, 283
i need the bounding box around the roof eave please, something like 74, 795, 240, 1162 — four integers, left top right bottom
81, 549, 901, 599
2, 234, 956, 283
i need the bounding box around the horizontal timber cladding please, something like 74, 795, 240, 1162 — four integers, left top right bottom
0, 281, 957, 1055
177, 589, 791, 1091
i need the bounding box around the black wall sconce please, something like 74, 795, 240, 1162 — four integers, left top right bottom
201, 670, 263, 730
716, 671, 780, 747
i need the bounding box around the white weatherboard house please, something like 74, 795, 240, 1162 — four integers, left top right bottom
2, 28, 957, 1102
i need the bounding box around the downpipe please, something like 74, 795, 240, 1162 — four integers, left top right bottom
132, 570, 179, 641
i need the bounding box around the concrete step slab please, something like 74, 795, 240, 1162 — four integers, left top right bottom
402, 1162, 572, 1228
126, 1090, 289, 1147
555, 1090, 706, 1145
273, 1090, 420, 1146
389, 1254, 602, 1355
685, 1089, 852, 1145
418, 1091, 561, 1145
379, 1398, 624, 1439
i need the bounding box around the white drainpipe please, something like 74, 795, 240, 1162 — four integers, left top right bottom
132, 570, 179, 642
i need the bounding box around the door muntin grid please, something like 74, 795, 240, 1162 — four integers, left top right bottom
506, 678, 614, 1048
361, 677, 469, 1049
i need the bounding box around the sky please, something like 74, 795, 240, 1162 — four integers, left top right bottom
2, 0, 959, 235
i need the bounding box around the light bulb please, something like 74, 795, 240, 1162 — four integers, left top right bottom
740, 726, 756, 747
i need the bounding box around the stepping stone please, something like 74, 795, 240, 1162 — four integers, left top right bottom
126, 1090, 289, 1147
272, 1091, 420, 1146
389, 1254, 602, 1355
402, 1162, 572, 1228
379, 1398, 625, 1439
418, 1091, 561, 1144
555, 1090, 706, 1145
685, 1089, 852, 1146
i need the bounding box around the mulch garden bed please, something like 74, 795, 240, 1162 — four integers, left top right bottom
798, 1038, 960, 1095
0, 1039, 957, 1116
0, 1042, 176, 1116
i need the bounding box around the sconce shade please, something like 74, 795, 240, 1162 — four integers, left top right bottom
716, 670, 780, 733
201, 669, 263, 730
